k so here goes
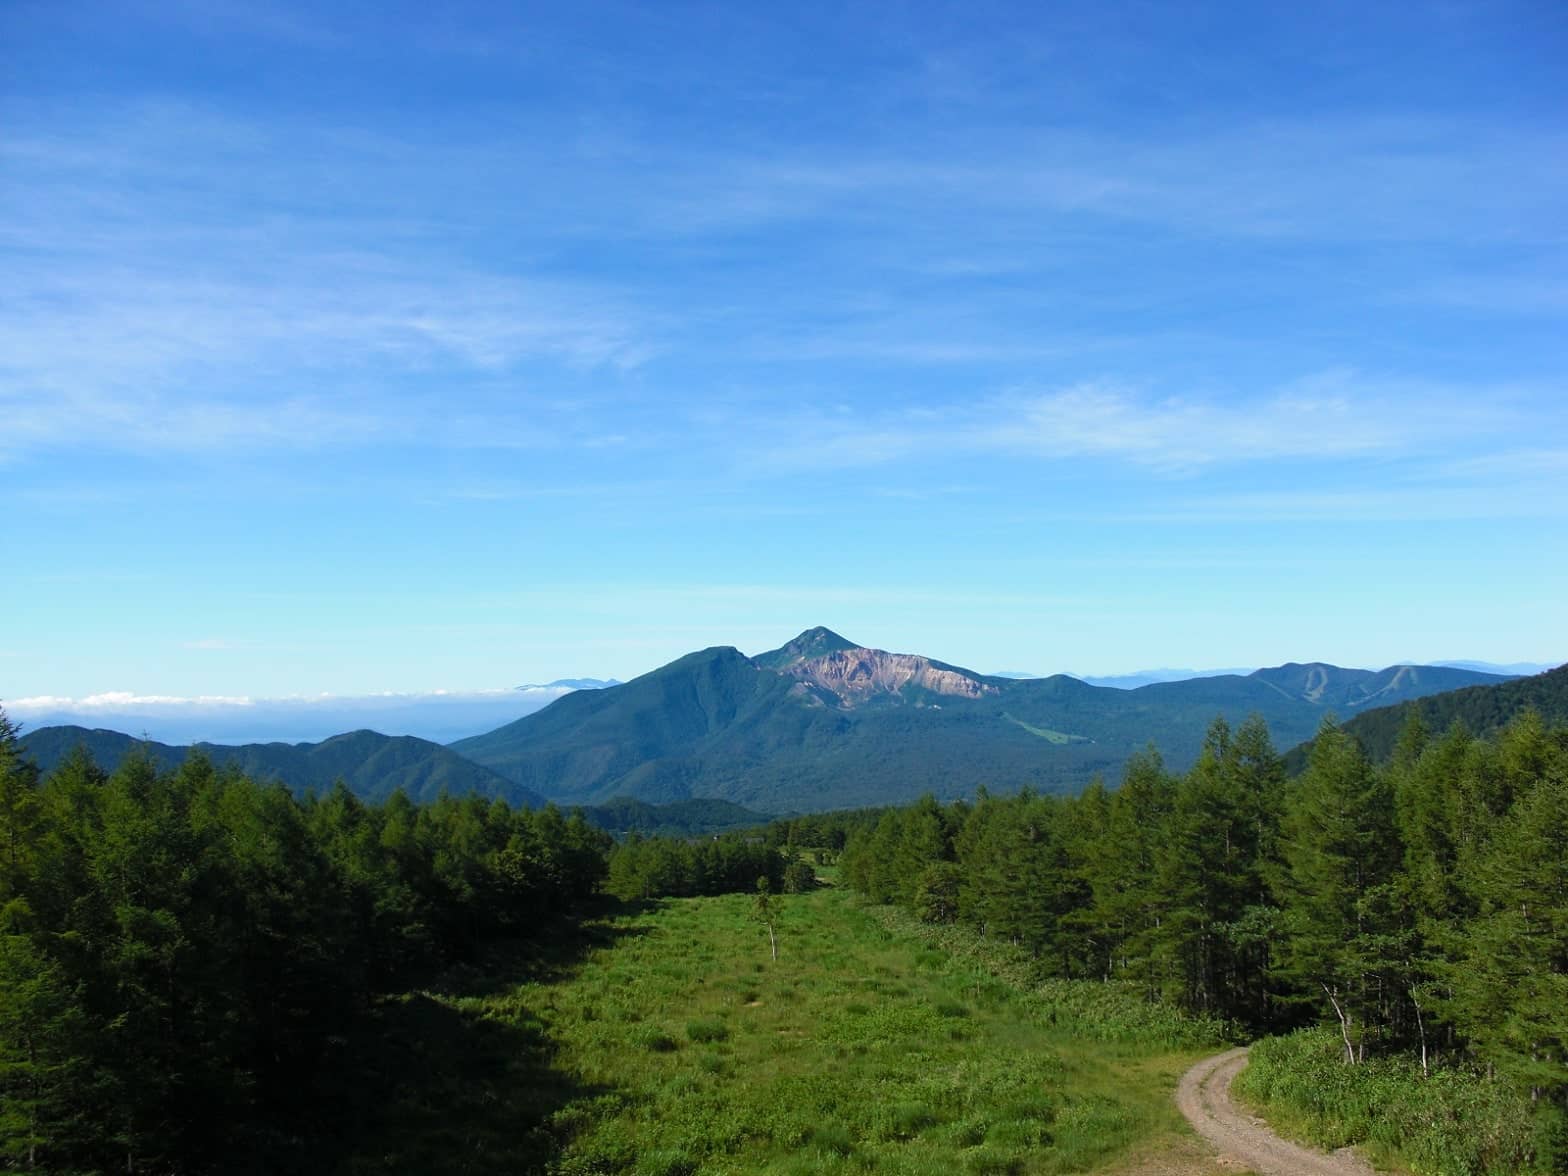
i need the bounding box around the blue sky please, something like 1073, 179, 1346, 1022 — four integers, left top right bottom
4, 0, 1566, 721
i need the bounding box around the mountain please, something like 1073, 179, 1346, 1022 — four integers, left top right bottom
750, 625, 859, 669
1246, 662, 1508, 711
1019, 663, 1535, 691
1284, 662, 1568, 769
19, 726, 546, 807
1069, 668, 1256, 690
452, 628, 1512, 811
1431, 659, 1557, 677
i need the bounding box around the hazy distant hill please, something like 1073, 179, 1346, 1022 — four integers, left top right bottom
452, 628, 1511, 811
1070, 668, 1256, 689
1285, 662, 1568, 769
19, 725, 547, 807
1431, 659, 1556, 676
519, 678, 622, 691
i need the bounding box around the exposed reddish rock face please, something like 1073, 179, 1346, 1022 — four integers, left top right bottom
781, 648, 997, 706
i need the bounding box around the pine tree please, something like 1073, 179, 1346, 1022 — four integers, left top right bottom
1449, 766, 1568, 1102
0, 708, 40, 907
1150, 717, 1280, 1022
1274, 717, 1400, 1061
1086, 746, 1172, 992
0, 910, 87, 1172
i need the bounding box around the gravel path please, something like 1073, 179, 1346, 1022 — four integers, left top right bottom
1176, 1047, 1378, 1176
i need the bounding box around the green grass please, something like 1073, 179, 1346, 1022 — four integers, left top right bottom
1002, 715, 1088, 745
862, 904, 1230, 1053
1234, 1028, 1547, 1175
363, 885, 1228, 1175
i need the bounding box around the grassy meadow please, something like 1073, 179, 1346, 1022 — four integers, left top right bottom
349, 879, 1232, 1175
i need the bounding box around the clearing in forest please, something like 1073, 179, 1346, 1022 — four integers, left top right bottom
364, 884, 1245, 1175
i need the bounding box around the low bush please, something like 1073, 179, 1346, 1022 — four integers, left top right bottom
685, 1016, 729, 1043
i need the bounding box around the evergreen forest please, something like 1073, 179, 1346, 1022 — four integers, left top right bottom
3, 703, 1566, 1173
0, 711, 610, 1173
837, 710, 1568, 1168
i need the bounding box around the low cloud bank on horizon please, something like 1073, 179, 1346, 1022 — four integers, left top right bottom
4, 686, 581, 746
9, 658, 1558, 748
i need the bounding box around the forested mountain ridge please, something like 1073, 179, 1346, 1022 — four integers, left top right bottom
15, 726, 775, 832
452, 628, 1511, 811
1283, 661, 1568, 770
17, 725, 548, 807
1246, 661, 1507, 710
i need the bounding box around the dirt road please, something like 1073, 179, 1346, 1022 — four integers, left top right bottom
1176, 1048, 1377, 1176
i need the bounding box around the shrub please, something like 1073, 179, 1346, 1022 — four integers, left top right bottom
685, 1017, 729, 1044
807, 1123, 854, 1157
782, 860, 817, 893
1236, 1028, 1539, 1174
636, 1027, 680, 1053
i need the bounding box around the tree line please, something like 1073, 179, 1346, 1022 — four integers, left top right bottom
839, 711, 1568, 1158
605, 833, 785, 900
0, 713, 611, 1174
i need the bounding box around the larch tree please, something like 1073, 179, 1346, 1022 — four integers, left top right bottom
1274, 717, 1400, 1062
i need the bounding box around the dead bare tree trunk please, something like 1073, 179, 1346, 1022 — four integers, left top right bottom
1323, 983, 1356, 1065
1410, 986, 1429, 1078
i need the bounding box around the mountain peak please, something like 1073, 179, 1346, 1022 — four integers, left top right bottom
752, 626, 859, 669
782, 648, 997, 708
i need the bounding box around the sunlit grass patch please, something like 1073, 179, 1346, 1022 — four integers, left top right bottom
400, 886, 1221, 1174
1235, 1027, 1539, 1175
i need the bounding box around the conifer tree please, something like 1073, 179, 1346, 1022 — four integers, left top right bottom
1274, 717, 1400, 1061
0, 708, 40, 907
1150, 717, 1282, 1021
1449, 766, 1568, 1103
1086, 746, 1171, 991
0, 916, 86, 1171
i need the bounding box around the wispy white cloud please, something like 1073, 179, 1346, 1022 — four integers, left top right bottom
0, 103, 660, 459
1142, 482, 1568, 524
1434, 448, 1568, 479
1412, 275, 1568, 317
745, 372, 1552, 474
121, 0, 342, 47
10, 691, 258, 711
0, 259, 652, 453
4, 90, 1563, 470
617, 116, 1568, 246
